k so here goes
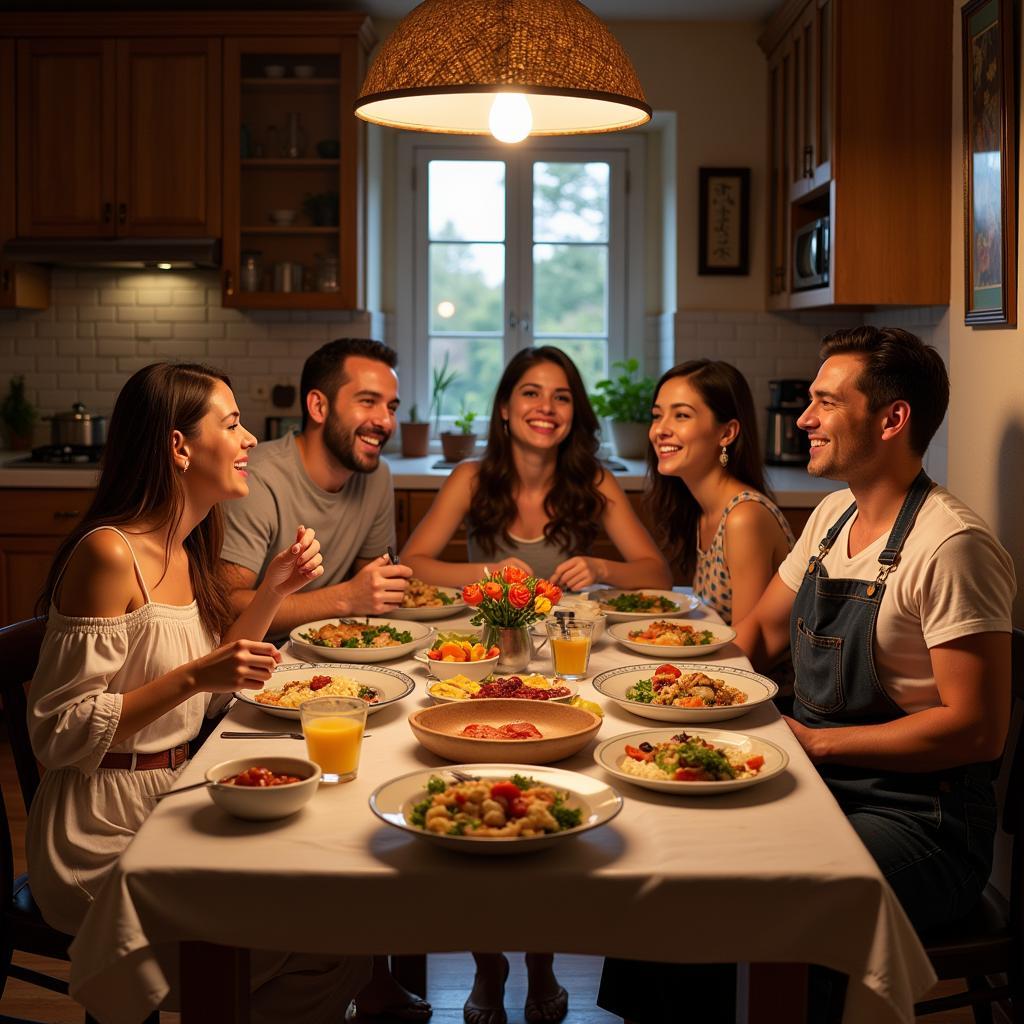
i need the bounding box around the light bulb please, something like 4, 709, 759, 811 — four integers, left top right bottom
488, 93, 532, 143
436, 300, 456, 319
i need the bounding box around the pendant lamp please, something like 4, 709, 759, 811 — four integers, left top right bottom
355, 0, 651, 141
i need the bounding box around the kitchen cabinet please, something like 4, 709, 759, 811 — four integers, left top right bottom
16, 36, 221, 239
0, 490, 87, 625
221, 28, 370, 310
0, 39, 48, 310
761, 0, 949, 309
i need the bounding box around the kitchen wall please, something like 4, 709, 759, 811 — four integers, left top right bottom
946, 0, 1023, 625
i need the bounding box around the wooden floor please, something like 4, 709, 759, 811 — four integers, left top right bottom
0, 737, 989, 1024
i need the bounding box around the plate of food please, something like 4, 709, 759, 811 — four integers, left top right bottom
389, 579, 467, 621
607, 618, 736, 658
235, 663, 415, 720
289, 617, 433, 663
408, 698, 602, 765
591, 662, 777, 723
369, 763, 622, 854
594, 728, 789, 794
595, 589, 701, 622
426, 672, 578, 705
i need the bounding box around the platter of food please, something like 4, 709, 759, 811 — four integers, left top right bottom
369, 763, 622, 854
426, 672, 578, 705
408, 698, 601, 764
607, 618, 736, 658
389, 579, 467, 621
591, 662, 778, 723
594, 728, 789, 794
288, 617, 433, 663
594, 589, 701, 623
235, 663, 415, 720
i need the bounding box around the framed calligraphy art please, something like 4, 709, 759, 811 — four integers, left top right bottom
698, 167, 750, 276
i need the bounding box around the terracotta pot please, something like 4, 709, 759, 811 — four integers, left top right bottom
609, 420, 650, 460
400, 421, 429, 458
440, 431, 478, 463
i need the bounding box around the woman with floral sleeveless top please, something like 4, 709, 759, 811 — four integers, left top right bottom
644, 360, 794, 626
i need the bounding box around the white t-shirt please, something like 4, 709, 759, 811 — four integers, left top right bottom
778, 485, 1016, 714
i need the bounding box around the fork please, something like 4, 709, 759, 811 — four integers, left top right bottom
447, 768, 480, 783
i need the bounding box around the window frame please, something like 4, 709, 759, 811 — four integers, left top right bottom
394, 132, 646, 428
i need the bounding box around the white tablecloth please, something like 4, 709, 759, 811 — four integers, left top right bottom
68, 601, 936, 1024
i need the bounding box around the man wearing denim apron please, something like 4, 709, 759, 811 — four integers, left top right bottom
737, 326, 1016, 933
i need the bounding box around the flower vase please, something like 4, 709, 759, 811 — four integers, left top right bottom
480, 624, 534, 673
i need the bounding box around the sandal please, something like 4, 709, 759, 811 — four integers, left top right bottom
524, 985, 569, 1024
345, 996, 433, 1023
463, 955, 509, 1024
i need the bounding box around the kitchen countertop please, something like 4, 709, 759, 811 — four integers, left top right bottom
0, 451, 842, 507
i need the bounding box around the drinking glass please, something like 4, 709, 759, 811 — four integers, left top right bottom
545, 619, 594, 680
299, 696, 367, 784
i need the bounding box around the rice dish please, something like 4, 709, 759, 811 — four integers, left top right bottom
255, 674, 379, 708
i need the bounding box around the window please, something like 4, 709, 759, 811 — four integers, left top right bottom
396, 134, 644, 424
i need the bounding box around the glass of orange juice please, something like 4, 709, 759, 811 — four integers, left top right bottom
299, 696, 367, 784
545, 619, 594, 680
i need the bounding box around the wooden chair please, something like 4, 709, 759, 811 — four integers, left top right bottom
0, 617, 158, 1024
914, 626, 1024, 1023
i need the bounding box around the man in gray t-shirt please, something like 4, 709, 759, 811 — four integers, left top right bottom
221, 338, 412, 637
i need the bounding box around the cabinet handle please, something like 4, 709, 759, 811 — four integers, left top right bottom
224, 270, 234, 297
1, 269, 10, 293
102, 202, 113, 223
54, 510, 81, 519
118, 202, 127, 225
803, 145, 813, 177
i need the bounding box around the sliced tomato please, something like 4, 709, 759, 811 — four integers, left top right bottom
624, 744, 653, 762
656, 664, 681, 678
674, 767, 708, 781
485, 645, 501, 659
745, 754, 765, 771
509, 797, 529, 818
490, 781, 522, 802
454, 791, 467, 806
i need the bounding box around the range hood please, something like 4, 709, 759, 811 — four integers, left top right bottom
2, 237, 221, 269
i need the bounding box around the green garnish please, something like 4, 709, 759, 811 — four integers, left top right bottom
410, 797, 432, 827
551, 800, 583, 830
625, 678, 656, 703
657, 738, 735, 779
426, 776, 447, 794
601, 592, 678, 613
511, 773, 538, 790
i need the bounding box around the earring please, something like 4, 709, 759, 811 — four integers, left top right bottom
719, 445, 729, 468
502, 419, 509, 434
182, 457, 190, 473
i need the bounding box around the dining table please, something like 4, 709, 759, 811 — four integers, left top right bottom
66, 594, 937, 1024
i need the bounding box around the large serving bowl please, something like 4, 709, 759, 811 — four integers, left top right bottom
591, 662, 778, 723
289, 618, 434, 663
607, 618, 736, 659
234, 663, 415, 720
408, 698, 601, 765
204, 757, 320, 820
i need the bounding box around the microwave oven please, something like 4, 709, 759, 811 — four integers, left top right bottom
793, 217, 829, 290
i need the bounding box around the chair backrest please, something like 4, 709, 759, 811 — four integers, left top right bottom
1006, 628, 1024, 975
0, 618, 47, 813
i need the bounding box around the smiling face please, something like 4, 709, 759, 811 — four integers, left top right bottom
649, 374, 737, 481
179, 379, 257, 502
798, 354, 880, 480
319, 355, 400, 473
501, 359, 574, 451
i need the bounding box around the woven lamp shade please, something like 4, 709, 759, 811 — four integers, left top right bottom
355, 0, 651, 136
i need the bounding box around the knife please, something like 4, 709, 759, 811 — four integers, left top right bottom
221, 731, 372, 740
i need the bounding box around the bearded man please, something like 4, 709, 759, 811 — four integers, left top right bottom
221, 337, 412, 635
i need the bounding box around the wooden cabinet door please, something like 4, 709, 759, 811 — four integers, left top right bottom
766, 45, 789, 299
0, 536, 61, 626
116, 38, 221, 237
17, 38, 116, 237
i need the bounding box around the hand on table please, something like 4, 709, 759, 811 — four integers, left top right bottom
263, 525, 324, 597
550, 556, 606, 591
342, 554, 412, 615
783, 715, 829, 764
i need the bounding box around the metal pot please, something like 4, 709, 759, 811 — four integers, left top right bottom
48, 402, 107, 446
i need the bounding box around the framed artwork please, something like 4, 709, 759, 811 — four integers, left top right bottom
962, 0, 1017, 326
698, 167, 750, 275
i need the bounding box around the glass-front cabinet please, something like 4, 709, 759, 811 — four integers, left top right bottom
222, 29, 369, 309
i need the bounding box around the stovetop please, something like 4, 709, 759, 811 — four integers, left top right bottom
5, 444, 104, 467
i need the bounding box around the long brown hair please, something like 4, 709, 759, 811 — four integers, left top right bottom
39, 363, 234, 638
643, 360, 772, 579
468, 346, 607, 558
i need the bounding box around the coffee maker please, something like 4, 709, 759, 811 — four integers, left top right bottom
765, 379, 810, 465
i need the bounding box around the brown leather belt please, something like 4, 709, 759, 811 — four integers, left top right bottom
99, 742, 190, 771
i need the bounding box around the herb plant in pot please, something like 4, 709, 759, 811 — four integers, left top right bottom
440, 406, 478, 463
1, 375, 37, 451
589, 358, 657, 459
399, 404, 429, 458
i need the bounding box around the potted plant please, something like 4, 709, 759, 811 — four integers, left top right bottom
589, 357, 657, 459
399, 404, 430, 458
440, 405, 478, 463
429, 352, 458, 438
1, 375, 37, 451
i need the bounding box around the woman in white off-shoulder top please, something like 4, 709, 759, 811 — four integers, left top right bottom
26, 362, 369, 1023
